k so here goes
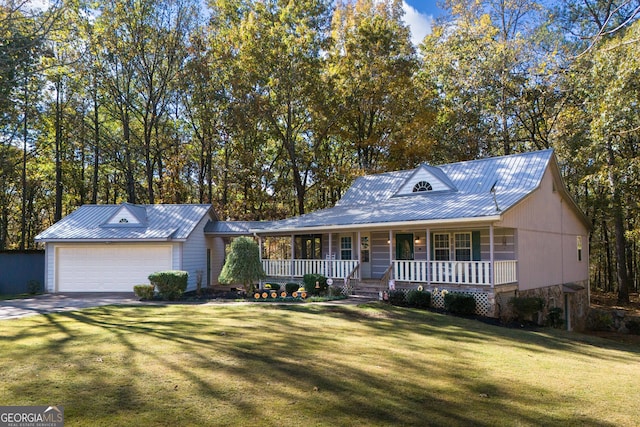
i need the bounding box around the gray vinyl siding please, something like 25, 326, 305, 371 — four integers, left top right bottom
371, 232, 391, 279
210, 237, 227, 286
45, 243, 55, 292
181, 215, 210, 291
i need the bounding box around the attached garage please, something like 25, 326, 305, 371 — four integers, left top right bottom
36, 203, 216, 293
55, 244, 173, 292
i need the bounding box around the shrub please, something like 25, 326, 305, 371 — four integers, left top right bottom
388, 290, 406, 306
27, 280, 42, 295
218, 236, 265, 293
546, 307, 564, 328
285, 282, 300, 295
444, 293, 477, 315
509, 297, 544, 322
625, 319, 640, 335
303, 274, 328, 296
263, 283, 281, 291
328, 285, 344, 297
133, 284, 155, 300
406, 290, 431, 309
148, 270, 188, 300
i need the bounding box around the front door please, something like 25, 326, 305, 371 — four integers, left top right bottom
396, 234, 414, 260
360, 233, 371, 279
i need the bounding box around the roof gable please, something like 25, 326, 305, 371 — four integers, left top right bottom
103, 203, 147, 226
394, 164, 457, 196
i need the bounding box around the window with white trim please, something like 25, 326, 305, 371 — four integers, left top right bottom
341, 236, 352, 260
454, 233, 471, 261
433, 234, 450, 261
577, 236, 583, 262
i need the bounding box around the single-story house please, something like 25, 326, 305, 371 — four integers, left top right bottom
36, 149, 590, 329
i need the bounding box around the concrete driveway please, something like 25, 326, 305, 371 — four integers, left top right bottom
0, 293, 141, 320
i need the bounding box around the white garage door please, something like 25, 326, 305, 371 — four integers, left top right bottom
56, 245, 173, 292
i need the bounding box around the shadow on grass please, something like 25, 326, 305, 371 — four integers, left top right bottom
281, 303, 640, 362
0, 303, 634, 426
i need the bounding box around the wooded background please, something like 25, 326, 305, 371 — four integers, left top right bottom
1, 0, 639, 301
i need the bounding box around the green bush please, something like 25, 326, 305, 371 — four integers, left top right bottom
303, 274, 328, 296
218, 236, 265, 292
406, 290, 431, 309
263, 283, 281, 291
27, 280, 42, 295
328, 285, 344, 297
444, 293, 477, 315
133, 284, 155, 300
148, 270, 188, 300
625, 319, 640, 335
547, 307, 564, 328
388, 290, 406, 306
509, 297, 544, 321
285, 282, 300, 295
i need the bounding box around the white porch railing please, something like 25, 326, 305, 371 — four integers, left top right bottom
494, 260, 518, 285
262, 259, 360, 280
393, 260, 517, 286
262, 259, 516, 286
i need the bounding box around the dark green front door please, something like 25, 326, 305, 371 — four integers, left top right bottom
396, 234, 414, 260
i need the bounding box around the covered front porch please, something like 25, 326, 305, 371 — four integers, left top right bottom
257, 224, 519, 290
259, 258, 517, 287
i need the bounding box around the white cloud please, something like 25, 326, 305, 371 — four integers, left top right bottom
402, 1, 434, 46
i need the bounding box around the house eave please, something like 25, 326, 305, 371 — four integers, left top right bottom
251, 215, 503, 235
34, 238, 183, 243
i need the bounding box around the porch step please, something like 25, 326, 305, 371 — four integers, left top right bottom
353, 281, 384, 299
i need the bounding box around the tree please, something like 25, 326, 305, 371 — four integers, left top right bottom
570, 20, 640, 302
218, 236, 265, 292
421, 0, 557, 159
328, 0, 421, 172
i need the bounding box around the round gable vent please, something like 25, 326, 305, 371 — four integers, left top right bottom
413, 181, 433, 192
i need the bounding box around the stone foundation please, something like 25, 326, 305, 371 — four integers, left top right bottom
503, 282, 589, 331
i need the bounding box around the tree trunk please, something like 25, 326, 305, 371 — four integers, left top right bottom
607, 140, 630, 303
602, 220, 613, 293
20, 80, 28, 250
54, 77, 63, 221
91, 72, 100, 205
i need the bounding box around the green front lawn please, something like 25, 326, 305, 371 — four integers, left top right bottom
1, 303, 638, 426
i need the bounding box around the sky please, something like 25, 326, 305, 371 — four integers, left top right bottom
402, 0, 445, 46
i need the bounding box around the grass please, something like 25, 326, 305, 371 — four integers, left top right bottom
0, 302, 638, 426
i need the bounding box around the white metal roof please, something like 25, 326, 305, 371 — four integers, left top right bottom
251, 149, 564, 233
35, 204, 213, 242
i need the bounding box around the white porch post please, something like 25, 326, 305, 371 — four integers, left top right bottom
291, 234, 295, 280
258, 235, 263, 287
489, 224, 495, 288
388, 230, 393, 280
357, 230, 361, 262
426, 227, 431, 286
328, 233, 333, 277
